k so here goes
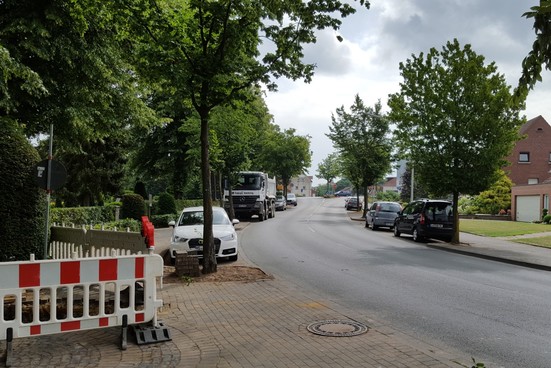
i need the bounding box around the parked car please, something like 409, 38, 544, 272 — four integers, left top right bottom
393, 199, 454, 242
275, 195, 287, 211
335, 190, 351, 197
169, 206, 239, 261
286, 193, 297, 206
346, 197, 362, 211
365, 201, 402, 230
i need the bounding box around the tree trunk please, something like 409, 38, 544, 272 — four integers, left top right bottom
200, 109, 216, 274
452, 191, 460, 244
362, 186, 369, 218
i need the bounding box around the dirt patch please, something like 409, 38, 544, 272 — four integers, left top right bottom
163, 264, 273, 284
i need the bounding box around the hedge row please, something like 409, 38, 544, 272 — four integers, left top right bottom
49, 199, 221, 231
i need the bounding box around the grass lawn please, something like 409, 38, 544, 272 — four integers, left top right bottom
514, 236, 551, 249
460, 219, 551, 237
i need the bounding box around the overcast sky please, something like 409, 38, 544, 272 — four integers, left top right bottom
262, 1, 550, 186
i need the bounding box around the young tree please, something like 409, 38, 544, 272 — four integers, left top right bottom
327, 96, 392, 217
316, 153, 341, 194
127, 0, 369, 274
259, 128, 312, 196
388, 39, 525, 243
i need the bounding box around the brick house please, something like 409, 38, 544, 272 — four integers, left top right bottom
506, 116, 551, 221
505, 115, 551, 185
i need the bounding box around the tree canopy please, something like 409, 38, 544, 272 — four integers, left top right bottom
316, 152, 341, 193
519, 1, 551, 91
388, 39, 525, 243
327, 95, 392, 215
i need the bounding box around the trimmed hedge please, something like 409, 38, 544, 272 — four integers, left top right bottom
50, 206, 116, 225
121, 193, 145, 220
0, 119, 46, 260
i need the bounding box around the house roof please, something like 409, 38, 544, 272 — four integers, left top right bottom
519, 115, 550, 135
383, 177, 397, 187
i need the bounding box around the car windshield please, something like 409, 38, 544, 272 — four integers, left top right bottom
379, 203, 401, 212
179, 210, 230, 226
276, 196, 285, 201
287, 194, 296, 198
234, 174, 262, 190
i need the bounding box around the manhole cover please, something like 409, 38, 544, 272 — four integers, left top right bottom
306, 320, 369, 337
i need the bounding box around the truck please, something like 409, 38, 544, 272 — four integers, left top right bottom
224, 171, 277, 221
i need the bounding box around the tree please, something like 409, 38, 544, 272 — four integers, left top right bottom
474, 170, 513, 215
519, 1, 551, 92
317, 153, 341, 194
327, 96, 392, 217
0, 118, 45, 260
259, 128, 312, 195
125, 0, 370, 274
0, 1, 157, 141
388, 39, 525, 243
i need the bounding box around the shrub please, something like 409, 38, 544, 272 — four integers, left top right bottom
150, 214, 178, 228
543, 214, 551, 224
157, 192, 176, 215
0, 118, 46, 260
50, 206, 115, 225
120, 193, 145, 220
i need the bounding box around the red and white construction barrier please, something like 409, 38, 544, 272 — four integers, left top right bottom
1, 253, 165, 365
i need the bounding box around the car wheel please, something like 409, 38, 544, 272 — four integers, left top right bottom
412, 227, 423, 242
371, 223, 378, 231
365, 221, 369, 228
393, 225, 400, 237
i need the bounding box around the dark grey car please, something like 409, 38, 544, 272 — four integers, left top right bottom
393, 199, 454, 242
365, 201, 402, 230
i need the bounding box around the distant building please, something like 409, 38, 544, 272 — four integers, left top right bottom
505, 115, 551, 185
506, 115, 551, 222
288, 175, 313, 197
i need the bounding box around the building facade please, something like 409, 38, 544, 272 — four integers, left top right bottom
505, 115, 551, 185
288, 175, 313, 197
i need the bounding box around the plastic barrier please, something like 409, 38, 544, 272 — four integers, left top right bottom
1, 253, 165, 364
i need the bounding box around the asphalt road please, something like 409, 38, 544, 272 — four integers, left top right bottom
239, 196, 551, 368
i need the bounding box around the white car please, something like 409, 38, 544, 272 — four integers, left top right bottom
169, 206, 239, 261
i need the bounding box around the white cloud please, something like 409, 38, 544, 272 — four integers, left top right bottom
264, 0, 551, 186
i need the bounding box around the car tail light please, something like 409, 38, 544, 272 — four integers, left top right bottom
419, 213, 425, 225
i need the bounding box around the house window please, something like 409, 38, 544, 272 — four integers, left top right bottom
549, 152, 551, 162
519, 152, 530, 163
528, 178, 538, 185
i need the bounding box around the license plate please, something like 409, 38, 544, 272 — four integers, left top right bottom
431, 224, 443, 228
238, 204, 247, 208
385, 222, 393, 226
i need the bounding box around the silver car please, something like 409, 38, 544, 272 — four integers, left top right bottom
365, 201, 402, 230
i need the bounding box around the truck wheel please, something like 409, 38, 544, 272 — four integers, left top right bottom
268, 203, 274, 218
258, 207, 266, 222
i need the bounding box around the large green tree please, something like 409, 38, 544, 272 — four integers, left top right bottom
388, 39, 525, 243
327, 96, 392, 216
125, 0, 369, 273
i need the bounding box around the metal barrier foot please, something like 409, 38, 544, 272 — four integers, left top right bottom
5, 328, 13, 367
132, 321, 171, 345
121, 315, 128, 350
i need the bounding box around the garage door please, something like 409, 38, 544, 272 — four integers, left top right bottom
516, 195, 540, 222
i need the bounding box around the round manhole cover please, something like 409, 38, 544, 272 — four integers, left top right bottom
306, 320, 369, 337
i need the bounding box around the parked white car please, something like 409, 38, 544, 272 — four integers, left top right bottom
169, 206, 239, 261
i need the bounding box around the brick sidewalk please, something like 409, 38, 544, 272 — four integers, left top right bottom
1, 276, 470, 367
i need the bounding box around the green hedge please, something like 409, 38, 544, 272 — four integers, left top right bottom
50, 206, 116, 225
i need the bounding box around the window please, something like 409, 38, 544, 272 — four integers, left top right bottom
549, 152, 551, 162
519, 152, 530, 162
528, 178, 539, 185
